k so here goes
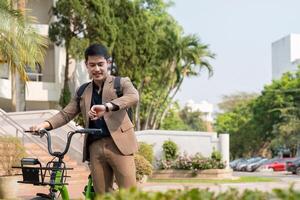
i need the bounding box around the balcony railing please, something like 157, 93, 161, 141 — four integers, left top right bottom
27, 72, 43, 82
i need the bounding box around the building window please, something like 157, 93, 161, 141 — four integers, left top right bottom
0, 63, 9, 79
26, 64, 43, 81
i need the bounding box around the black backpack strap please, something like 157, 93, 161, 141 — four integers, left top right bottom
114, 76, 123, 97
113, 76, 133, 122
76, 82, 90, 110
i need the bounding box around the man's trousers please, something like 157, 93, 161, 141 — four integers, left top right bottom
89, 137, 136, 194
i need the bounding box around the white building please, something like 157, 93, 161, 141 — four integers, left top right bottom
0, 0, 89, 111
272, 33, 300, 80
185, 99, 214, 122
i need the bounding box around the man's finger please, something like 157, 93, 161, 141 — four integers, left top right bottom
91, 116, 98, 121
91, 106, 96, 112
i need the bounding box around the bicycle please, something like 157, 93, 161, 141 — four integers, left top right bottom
13, 128, 104, 200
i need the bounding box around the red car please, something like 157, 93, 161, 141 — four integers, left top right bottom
260, 158, 296, 171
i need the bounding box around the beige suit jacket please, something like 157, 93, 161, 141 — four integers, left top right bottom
46, 75, 139, 161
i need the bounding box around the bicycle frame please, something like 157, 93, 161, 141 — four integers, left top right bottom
14, 128, 103, 200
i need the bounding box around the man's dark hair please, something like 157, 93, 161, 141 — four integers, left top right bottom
84, 44, 110, 62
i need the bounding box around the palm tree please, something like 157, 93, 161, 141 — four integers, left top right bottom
155, 34, 214, 128
0, 1, 47, 111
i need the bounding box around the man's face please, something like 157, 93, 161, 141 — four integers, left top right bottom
86, 56, 109, 82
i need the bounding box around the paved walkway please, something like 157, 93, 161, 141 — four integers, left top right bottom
17, 172, 300, 199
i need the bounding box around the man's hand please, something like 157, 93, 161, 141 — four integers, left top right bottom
89, 105, 106, 120
29, 121, 51, 133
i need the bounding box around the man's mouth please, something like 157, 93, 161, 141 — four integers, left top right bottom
93, 73, 102, 77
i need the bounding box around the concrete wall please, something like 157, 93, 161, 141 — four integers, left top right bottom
136, 130, 229, 168
0, 108, 230, 168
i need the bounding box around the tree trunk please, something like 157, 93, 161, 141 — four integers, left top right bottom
135, 100, 141, 131
142, 104, 153, 130
10, 68, 17, 111
59, 47, 71, 108
16, 74, 26, 111
158, 77, 184, 125
149, 107, 159, 129
15, 0, 26, 111
135, 77, 147, 131
64, 50, 70, 89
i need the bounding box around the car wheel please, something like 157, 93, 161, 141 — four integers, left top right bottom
296, 167, 300, 175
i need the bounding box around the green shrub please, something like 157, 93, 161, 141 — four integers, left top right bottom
211, 148, 222, 161
137, 142, 154, 164
0, 136, 26, 176
96, 187, 275, 200
134, 154, 153, 182
162, 140, 178, 161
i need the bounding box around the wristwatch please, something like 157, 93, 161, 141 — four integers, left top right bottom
104, 104, 109, 112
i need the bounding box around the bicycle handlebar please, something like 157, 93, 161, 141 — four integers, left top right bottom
25, 128, 103, 157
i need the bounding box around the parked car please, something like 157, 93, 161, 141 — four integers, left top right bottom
236, 157, 262, 171
286, 157, 300, 174
246, 158, 268, 172
230, 158, 243, 170
231, 158, 247, 171
259, 157, 296, 171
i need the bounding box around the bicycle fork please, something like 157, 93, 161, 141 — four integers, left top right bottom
84, 174, 95, 200
51, 162, 70, 200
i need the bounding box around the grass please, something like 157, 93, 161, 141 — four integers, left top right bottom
148, 176, 277, 184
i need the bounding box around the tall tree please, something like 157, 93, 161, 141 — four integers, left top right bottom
49, 0, 214, 130
218, 92, 258, 113
49, 0, 87, 107
215, 69, 300, 158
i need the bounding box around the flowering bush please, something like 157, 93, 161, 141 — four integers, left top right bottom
173, 152, 193, 170
157, 159, 174, 170
158, 152, 226, 171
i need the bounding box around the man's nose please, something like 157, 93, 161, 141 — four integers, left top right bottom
94, 65, 101, 71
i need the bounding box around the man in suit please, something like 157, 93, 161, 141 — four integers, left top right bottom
30, 44, 139, 194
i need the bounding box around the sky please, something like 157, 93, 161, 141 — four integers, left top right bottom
168, 0, 300, 109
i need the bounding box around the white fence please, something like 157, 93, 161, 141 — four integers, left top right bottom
136, 130, 229, 168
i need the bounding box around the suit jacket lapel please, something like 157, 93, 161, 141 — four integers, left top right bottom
103, 75, 114, 103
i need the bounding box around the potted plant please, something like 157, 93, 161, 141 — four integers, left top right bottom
0, 136, 26, 199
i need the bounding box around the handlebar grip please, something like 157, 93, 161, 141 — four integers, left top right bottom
24, 129, 48, 137
75, 129, 103, 135
24, 130, 40, 136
